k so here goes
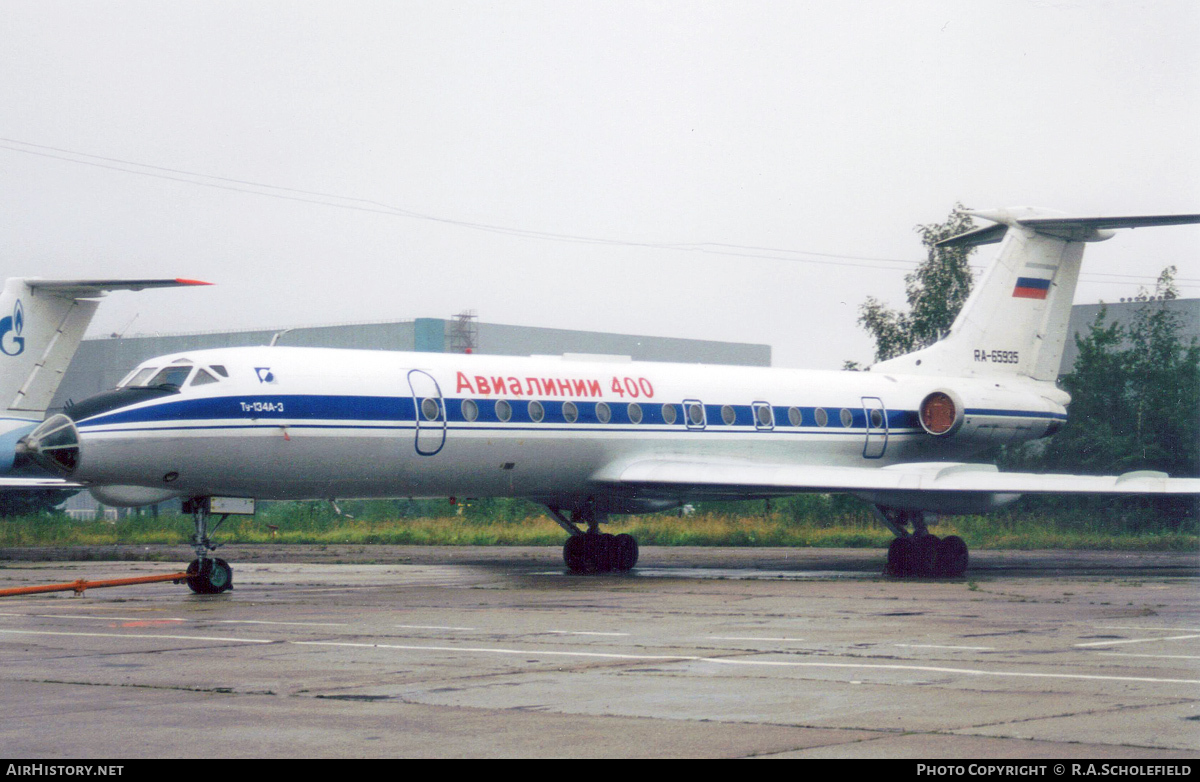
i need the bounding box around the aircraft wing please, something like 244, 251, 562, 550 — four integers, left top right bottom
600, 459, 1200, 498
0, 477, 81, 488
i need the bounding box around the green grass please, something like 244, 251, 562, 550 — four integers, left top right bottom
1, 502, 1195, 550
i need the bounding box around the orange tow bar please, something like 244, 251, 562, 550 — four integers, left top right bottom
0, 571, 192, 597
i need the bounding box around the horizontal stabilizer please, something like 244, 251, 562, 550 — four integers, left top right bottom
1022, 214, 1200, 231
25, 278, 211, 298
938, 211, 1200, 246
935, 223, 1009, 248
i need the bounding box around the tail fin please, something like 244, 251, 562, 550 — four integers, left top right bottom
0, 278, 211, 416
0, 278, 210, 473
871, 208, 1200, 381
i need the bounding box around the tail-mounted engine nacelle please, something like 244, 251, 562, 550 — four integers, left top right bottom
918, 390, 964, 437
917, 387, 1066, 445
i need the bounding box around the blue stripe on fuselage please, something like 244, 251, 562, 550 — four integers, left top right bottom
75, 394, 1060, 433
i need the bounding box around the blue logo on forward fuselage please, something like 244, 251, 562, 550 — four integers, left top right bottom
0, 300, 25, 357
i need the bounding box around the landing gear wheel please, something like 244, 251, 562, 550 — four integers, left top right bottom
186, 557, 233, 594
564, 534, 606, 574
563, 533, 639, 574
935, 535, 969, 578
563, 535, 589, 573
590, 533, 616, 573
911, 535, 940, 578
886, 537, 914, 577
613, 533, 639, 572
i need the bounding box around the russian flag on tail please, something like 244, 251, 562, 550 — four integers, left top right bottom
1013, 276, 1051, 299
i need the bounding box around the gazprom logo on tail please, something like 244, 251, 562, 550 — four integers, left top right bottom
0, 299, 25, 356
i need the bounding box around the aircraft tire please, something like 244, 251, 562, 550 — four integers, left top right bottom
911, 536, 939, 578
613, 533, 639, 572
886, 537, 914, 577
595, 533, 618, 573
186, 557, 233, 594
563, 535, 589, 573
576, 534, 606, 574
935, 536, 969, 578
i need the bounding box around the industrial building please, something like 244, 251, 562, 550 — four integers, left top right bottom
1058, 297, 1199, 372
49, 314, 773, 414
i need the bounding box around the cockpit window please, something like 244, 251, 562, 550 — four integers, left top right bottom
210, 365, 229, 378
145, 365, 194, 389
191, 369, 219, 387
122, 367, 158, 388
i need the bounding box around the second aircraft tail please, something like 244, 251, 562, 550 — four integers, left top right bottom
0, 277, 210, 473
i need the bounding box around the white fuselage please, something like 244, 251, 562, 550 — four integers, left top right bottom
63, 346, 1068, 508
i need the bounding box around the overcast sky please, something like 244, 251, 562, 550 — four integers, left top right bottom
2, 0, 1197, 369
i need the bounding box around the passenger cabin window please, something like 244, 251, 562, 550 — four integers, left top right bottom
496, 400, 512, 422
840, 408, 854, 428
462, 399, 479, 422
787, 407, 802, 427
596, 402, 612, 424
721, 405, 736, 425
628, 402, 643, 424
661, 404, 678, 425
528, 400, 545, 423
814, 408, 828, 427
563, 401, 579, 423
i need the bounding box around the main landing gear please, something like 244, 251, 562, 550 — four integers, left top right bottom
547, 505, 639, 574
875, 507, 969, 579
181, 498, 234, 594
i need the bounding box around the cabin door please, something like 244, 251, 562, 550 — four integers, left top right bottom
408, 369, 447, 456
861, 396, 888, 459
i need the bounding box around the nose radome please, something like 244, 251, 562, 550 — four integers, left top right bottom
20, 414, 80, 476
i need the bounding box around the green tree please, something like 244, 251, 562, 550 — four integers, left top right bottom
856, 204, 976, 362
1009, 267, 1199, 525
1038, 267, 1199, 478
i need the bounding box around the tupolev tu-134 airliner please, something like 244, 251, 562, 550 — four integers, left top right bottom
15, 208, 1200, 594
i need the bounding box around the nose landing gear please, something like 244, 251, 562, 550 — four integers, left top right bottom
182, 497, 234, 594
185, 556, 233, 594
